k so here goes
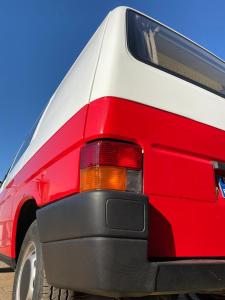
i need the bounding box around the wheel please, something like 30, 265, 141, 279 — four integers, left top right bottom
12, 220, 83, 300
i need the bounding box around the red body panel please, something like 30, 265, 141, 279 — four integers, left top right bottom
85, 97, 225, 257
0, 105, 88, 258
1, 96, 225, 259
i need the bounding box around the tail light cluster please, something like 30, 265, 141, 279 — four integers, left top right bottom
80, 140, 143, 193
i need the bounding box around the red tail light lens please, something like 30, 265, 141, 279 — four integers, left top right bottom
80, 140, 142, 170
80, 140, 143, 193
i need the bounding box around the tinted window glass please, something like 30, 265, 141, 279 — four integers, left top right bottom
127, 10, 225, 97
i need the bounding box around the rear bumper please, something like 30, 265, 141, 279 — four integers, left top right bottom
37, 191, 225, 297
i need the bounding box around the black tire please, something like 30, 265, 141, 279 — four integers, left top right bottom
12, 220, 83, 300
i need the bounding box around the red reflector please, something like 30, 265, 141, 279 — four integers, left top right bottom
80, 140, 142, 170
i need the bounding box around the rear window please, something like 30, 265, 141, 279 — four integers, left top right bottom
127, 10, 225, 98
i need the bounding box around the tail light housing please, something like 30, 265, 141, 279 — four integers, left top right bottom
80, 140, 143, 193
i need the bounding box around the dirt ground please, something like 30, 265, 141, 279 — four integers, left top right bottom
0, 261, 14, 300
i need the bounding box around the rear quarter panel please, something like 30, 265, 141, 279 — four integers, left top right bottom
85, 97, 225, 258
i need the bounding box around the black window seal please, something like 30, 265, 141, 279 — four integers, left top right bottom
126, 9, 225, 101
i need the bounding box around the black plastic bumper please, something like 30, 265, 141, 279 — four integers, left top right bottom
37, 191, 225, 297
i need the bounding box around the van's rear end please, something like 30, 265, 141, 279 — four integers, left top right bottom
37, 7, 225, 298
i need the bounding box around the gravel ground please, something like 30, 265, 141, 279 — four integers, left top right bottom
0, 261, 14, 300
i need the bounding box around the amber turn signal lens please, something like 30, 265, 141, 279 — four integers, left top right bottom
80, 166, 126, 192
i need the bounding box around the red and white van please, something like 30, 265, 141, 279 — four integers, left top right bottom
1, 6, 225, 300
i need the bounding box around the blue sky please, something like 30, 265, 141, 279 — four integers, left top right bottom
0, 0, 225, 179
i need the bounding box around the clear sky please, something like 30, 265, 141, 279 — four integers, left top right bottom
1, 0, 225, 179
